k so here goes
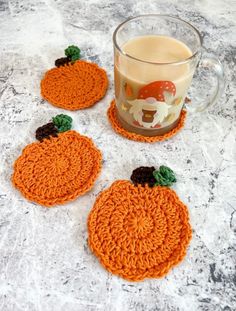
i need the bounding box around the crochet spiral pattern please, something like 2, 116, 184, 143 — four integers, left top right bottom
88, 181, 192, 281
107, 100, 186, 143
13, 131, 102, 207
41, 60, 108, 110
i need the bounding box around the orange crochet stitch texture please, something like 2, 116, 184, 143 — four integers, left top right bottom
12, 131, 102, 207
41, 60, 108, 110
107, 100, 186, 143
88, 181, 192, 281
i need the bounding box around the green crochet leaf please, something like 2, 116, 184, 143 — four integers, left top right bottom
153, 165, 176, 187
65, 45, 81, 62
52, 114, 72, 133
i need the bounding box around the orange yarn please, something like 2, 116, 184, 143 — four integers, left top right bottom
107, 100, 186, 143
41, 60, 108, 110
88, 181, 192, 281
12, 131, 102, 207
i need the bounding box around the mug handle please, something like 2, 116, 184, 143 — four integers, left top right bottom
185, 51, 225, 112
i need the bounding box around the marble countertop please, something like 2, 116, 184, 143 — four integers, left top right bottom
0, 0, 235, 310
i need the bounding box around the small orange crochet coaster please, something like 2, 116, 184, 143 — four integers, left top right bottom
41, 60, 108, 110
12, 115, 102, 207
107, 100, 186, 143
88, 166, 192, 281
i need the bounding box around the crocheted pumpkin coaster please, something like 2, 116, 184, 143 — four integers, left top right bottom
41, 46, 108, 110
12, 115, 102, 207
107, 100, 186, 143
88, 166, 192, 281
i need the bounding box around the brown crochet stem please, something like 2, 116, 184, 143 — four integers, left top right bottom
55, 57, 71, 67
35, 122, 58, 141
131, 166, 156, 187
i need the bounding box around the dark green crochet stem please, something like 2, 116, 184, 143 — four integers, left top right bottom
65, 45, 81, 62
153, 165, 176, 187
52, 114, 72, 133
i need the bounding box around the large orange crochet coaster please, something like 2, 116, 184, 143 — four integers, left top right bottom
41, 60, 108, 110
88, 180, 192, 281
107, 100, 186, 143
12, 130, 102, 207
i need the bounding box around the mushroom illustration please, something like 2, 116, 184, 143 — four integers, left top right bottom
138, 81, 176, 101
127, 81, 176, 128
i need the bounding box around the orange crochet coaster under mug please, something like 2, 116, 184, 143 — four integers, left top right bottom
108, 100, 186, 143
113, 15, 224, 137
12, 115, 102, 207
88, 166, 192, 281
41, 60, 108, 110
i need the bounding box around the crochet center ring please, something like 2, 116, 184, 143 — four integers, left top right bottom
88, 180, 192, 281
12, 131, 102, 206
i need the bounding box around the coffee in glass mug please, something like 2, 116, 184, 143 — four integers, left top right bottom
113, 15, 224, 136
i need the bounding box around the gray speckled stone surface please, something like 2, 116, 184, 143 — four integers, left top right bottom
0, 1, 235, 310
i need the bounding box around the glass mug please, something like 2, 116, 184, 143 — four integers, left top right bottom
113, 15, 224, 136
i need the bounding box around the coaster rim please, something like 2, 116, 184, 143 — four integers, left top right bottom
12, 130, 102, 207
107, 100, 186, 143
41, 60, 108, 111
88, 180, 192, 281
